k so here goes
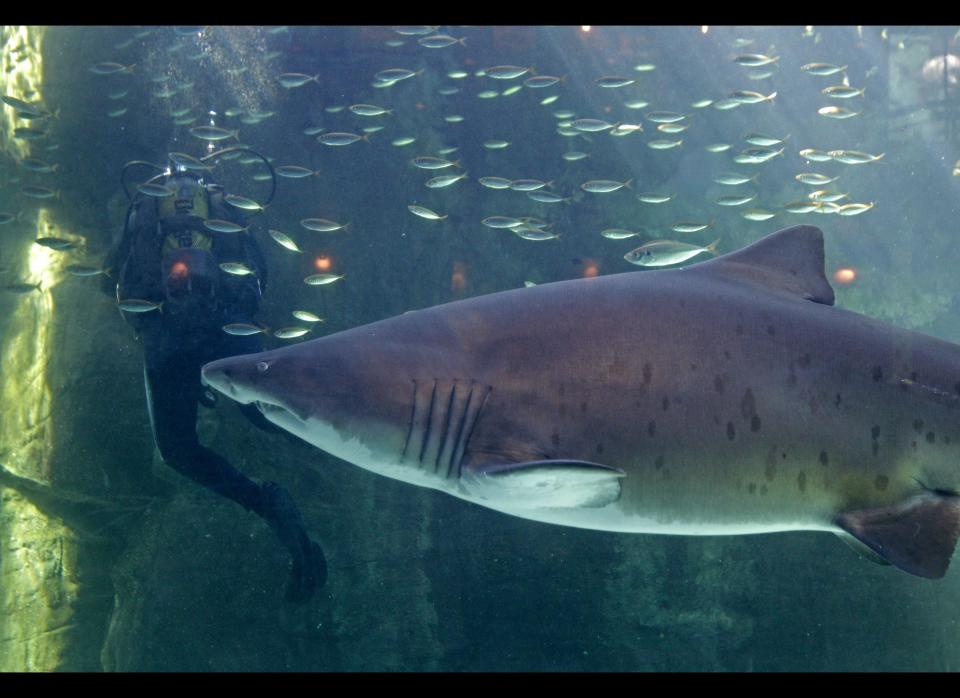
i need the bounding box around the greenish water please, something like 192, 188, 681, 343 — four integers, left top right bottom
1, 25, 960, 672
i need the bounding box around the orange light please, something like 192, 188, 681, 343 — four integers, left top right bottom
582, 260, 599, 278
314, 255, 332, 271
833, 267, 857, 285
170, 261, 189, 280
451, 261, 467, 293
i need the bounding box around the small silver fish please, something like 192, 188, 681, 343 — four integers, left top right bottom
223, 323, 267, 336
512, 226, 559, 241
828, 150, 884, 164
741, 208, 777, 221
318, 130, 370, 146
817, 106, 861, 119
292, 310, 324, 323
426, 172, 468, 188
408, 205, 446, 221
300, 218, 348, 232
645, 111, 686, 124
169, 152, 215, 172
822, 85, 865, 99
350, 103, 392, 116
671, 221, 713, 234
801, 63, 847, 76
13, 127, 47, 140
5, 282, 42, 294
527, 191, 568, 204
90, 62, 135, 75
278, 73, 319, 88
275, 166, 317, 179
733, 54, 779, 67
268, 229, 303, 253
796, 173, 839, 185
478, 177, 513, 189
783, 200, 820, 214
596, 76, 635, 88
304, 273, 345, 286
713, 172, 756, 186
637, 192, 674, 204
731, 90, 776, 104
274, 327, 311, 339
836, 202, 875, 216
484, 65, 532, 80
510, 179, 552, 192
525, 75, 563, 88
203, 219, 248, 234
601, 228, 638, 240
412, 156, 460, 170
715, 194, 756, 206
418, 35, 466, 48
745, 133, 789, 147
374, 68, 422, 82
624, 239, 720, 266
808, 190, 849, 202
798, 148, 834, 162
224, 194, 265, 212
647, 139, 683, 150
572, 118, 618, 132
219, 262, 256, 276
189, 125, 239, 141
581, 179, 632, 193
35, 237, 76, 250
482, 216, 524, 229
119, 298, 162, 313
65, 264, 105, 276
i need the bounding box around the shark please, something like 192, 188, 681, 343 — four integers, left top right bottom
202, 225, 960, 578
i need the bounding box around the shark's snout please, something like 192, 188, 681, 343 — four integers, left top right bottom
201, 357, 250, 403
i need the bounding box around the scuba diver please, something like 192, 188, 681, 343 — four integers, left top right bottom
102, 150, 327, 603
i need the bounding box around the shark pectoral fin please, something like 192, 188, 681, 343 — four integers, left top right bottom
835, 493, 960, 578
834, 531, 891, 567
463, 459, 625, 509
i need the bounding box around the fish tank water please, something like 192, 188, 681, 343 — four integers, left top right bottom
1, 25, 960, 672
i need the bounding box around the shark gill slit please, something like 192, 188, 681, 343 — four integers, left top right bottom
418, 379, 438, 466
434, 381, 458, 473
455, 384, 493, 480
401, 379, 417, 461
446, 381, 475, 480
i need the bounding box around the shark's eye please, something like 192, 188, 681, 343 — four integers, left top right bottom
256, 361, 271, 373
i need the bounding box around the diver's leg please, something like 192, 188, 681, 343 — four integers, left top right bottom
145, 333, 326, 600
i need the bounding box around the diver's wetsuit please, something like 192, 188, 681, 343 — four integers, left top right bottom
140, 305, 276, 509
105, 173, 326, 602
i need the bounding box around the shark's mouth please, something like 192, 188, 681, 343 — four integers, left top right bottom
255, 399, 312, 423
256, 400, 285, 416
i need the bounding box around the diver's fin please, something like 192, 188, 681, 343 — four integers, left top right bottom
835, 492, 960, 578
462, 459, 624, 509
690, 224, 835, 306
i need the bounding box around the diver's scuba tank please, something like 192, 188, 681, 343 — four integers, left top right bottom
113, 149, 274, 326
156, 172, 220, 315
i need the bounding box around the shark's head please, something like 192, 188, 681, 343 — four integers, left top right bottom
201, 339, 412, 475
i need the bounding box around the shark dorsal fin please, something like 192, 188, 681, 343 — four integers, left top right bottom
690, 225, 835, 306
